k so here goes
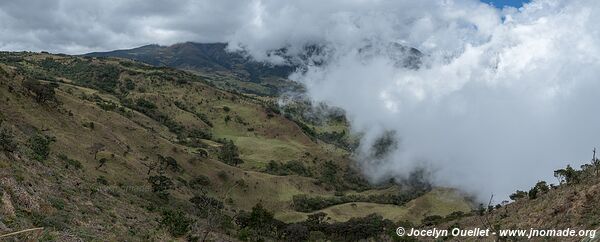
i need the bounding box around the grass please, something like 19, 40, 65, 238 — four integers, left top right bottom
0, 52, 474, 240
275, 188, 473, 223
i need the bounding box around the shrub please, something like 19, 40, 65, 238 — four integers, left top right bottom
265, 160, 311, 177
96, 176, 109, 185
292, 191, 424, 212
22, 79, 58, 104
195, 112, 213, 127
160, 209, 193, 237
219, 140, 243, 166
509, 190, 527, 201
58, 154, 82, 169
283, 223, 309, 242
528, 186, 538, 199
235, 203, 284, 239
554, 165, 580, 184
189, 175, 211, 189
135, 98, 157, 110
28, 134, 52, 162
124, 78, 136, 90
325, 214, 392, 241
190, 194, 224, 216
158, 155, 181, 172
0, 127, 17, 153
148, 175, 173, 199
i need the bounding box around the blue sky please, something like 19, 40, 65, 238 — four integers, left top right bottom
483, 0, 530, 8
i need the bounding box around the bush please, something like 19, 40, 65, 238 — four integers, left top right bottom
292, 191, 425, 212
325, 214, 393, 241
96, 176, 109, 185
28, 134, 52, 162
190, 194, 224, 216
265, 160, 311, 177
509, 190, 527, 201
283, 223, 309, 242
160, 209, 193, 237
189, 175, 211, 189
235, 203, 284, 239
148, 175, 173, 198
135, 98, 157, 110
158, 155, 181, 172
58, 154, 82, 169
22, 79, 58, 104
219, 140, 243, 166
0, 127, 17, 153
554, 165, 580, 184
195, 112, 213, 127
528, 186, 538, 199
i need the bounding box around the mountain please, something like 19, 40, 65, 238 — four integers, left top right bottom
86, 42, 299, 96
0, 51, 471, 241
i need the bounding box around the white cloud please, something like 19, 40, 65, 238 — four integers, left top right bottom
228, 0, 600, 200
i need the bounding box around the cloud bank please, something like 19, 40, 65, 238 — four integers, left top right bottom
227, 0, 600, 199
2, 0, 599, 199
0, 0, 255, 53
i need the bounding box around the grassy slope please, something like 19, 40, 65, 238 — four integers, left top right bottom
277, 188, 472, 223
0, 52, 472, 240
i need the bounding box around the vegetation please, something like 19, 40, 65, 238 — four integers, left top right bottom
554, 165, 580, 184
0, 52, 473, 241
58, 154, 83, 169
0, 125, 17, 153
291, 189, 427, 212
22, 79, 58, 104
218, 139, 243, 166
160, 209, 193, 237
265, 160, 311, 176
148, 175, 173, 199
27, 134, 52, 162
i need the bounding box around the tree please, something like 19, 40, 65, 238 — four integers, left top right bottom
219, 140, 243, 166
158, 155, 181, 172
190, 193, 226, 241
236, 203, 283, 240
528, 187, 538, 199
0, 126, 17, 153
148, 175, 173, 199
28, 134, 52, 162
554, 165, 580, 185
283, 223, 309, 242
509, 190, 527, 201
160, 209, 193, 237
534, 181, 549, 193
22, 79, 58, 104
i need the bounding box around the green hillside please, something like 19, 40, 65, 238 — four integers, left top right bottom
85, 42, 300, 96
0, 52, 472, 241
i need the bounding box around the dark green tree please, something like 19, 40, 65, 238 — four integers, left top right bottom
22, 79, 58, 104
160, 209, 192, 237
0, 127, 17, 153
219, 140, 243, 166
28, 134, 52, 162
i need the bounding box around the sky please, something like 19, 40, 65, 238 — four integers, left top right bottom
1, 0, 599, 201
484, 0, 529, 8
